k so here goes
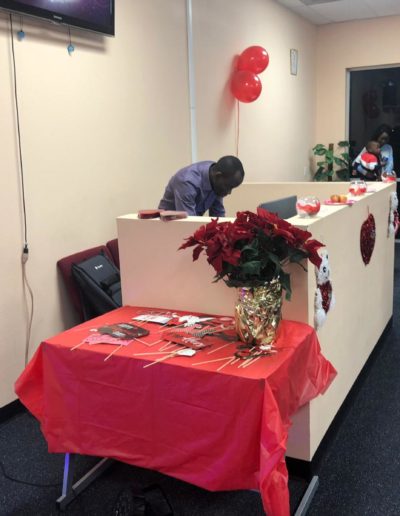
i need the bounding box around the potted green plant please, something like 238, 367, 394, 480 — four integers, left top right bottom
313, 141, 350, 181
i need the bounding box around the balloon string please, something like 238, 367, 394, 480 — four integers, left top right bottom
236, 100, 240, 157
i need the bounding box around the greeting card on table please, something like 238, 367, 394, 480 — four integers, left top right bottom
98, 323, 149, 339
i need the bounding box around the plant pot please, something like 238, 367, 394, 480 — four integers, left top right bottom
234, 279, 282, 348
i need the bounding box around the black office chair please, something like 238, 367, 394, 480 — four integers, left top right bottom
106, 238, 120, 269
258, 195, 298, 219
57, 245, 118, 322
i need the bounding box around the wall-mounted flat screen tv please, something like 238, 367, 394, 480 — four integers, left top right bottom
0, 0, 115, 36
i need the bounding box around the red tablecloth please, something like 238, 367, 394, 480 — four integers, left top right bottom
15, 306, 336, 516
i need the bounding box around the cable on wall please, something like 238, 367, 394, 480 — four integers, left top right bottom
9, 14, 27, 247
67, 26, 75, 55
9, 13, 34, 366
17, 15, 25, 41
22, 265, 34, 367
235, 100, 240, 157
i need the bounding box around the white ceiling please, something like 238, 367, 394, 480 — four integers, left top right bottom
275, 0, 400, 25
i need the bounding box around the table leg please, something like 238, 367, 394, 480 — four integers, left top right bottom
294, 475, 319, 516
56, 453, 113, 511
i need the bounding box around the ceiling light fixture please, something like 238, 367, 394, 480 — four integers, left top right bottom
299, 0, 341, 5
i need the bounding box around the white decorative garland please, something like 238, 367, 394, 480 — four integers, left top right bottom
388, 192, 399, 238
314, 248, 335, 330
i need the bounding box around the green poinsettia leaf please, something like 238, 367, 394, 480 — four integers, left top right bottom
241, 240, 260, 259
279, 271, 291, 300
242, 238, 259, 250
261, 251, 281, 274
240, 260, 261, 275
338, 140, 349, 147
288, 249, 308, 264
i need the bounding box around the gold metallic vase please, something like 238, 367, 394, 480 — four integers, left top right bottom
234, 279, 283, 347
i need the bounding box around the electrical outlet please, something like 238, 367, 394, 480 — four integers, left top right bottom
304, 166, 308, 177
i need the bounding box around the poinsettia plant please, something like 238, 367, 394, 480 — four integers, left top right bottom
179, 208, 324, 300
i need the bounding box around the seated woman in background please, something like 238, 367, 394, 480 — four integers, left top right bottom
352, 124, 394, 181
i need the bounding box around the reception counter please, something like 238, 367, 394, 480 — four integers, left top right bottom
117, 181, 396, 461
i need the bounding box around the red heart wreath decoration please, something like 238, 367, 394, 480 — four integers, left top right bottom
360, 213, 376, 265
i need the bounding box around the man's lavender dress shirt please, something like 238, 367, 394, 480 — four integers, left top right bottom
158, 161, 225, 216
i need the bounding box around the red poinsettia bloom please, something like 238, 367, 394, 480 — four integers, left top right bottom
179, 208, 324, 299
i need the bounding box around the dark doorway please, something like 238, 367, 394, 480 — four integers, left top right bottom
349, 67, 400, 170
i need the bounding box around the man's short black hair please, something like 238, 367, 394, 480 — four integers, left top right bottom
216, 156, 245, 181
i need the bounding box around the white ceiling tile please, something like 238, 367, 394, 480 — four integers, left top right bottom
290, 4, 332, 23
301, 0, 343, 5
362, 0, 380, 17
276, 0, 302, 7
276, 1, 332, 24
310, 0, 376, 23
275, 0, 400, 25
364, 0, 400, 17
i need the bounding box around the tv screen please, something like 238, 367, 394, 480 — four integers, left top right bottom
0, 0, 115, 36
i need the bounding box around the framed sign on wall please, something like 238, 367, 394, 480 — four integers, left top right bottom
290, 49, 298, 76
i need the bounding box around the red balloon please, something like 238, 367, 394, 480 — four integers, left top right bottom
231, 71, 262, 103
237, 46, 269, 74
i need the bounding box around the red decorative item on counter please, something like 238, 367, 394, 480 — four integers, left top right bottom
360, 183, 367, 194
296, 196, 321, 217
160, 211, 188, 221
138, 210, 163, 219
382, 172, 397, 183
324, 199, 355, 206
360, 213, 376, 265
349, 180, 367, 196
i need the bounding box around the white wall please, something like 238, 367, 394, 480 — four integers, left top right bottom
0, 1, 191, 406
315, 15, 400, 143
194, 0, 318, 181
0, 0, 317, 408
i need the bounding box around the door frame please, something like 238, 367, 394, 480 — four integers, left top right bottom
345, 63, 400, 140
346, 64, 400, 244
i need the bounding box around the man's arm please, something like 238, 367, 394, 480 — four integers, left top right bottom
209, 197, 225, 217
